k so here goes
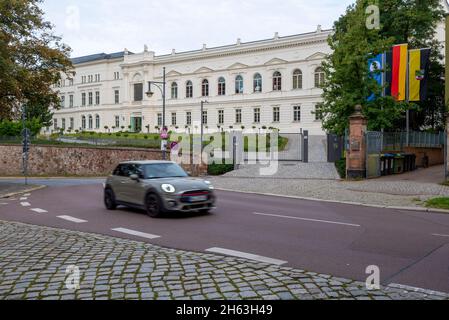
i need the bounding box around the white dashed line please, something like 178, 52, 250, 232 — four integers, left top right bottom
432, 233, 449, 238
253, 212, 361, 228
111, 228, 160, 240
206, 247, 287, 266
57, 216, 87, 224
0, 203, 7, 206
20, 202, 31, 207
20, 197, 28, 201
23, 194, 31, 197
30, 208, 48, 214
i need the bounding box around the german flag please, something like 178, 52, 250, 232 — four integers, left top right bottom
408, 48, 430, 102
390, 44, 408, 101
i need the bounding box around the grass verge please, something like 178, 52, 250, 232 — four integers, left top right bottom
425, 197, 449, 211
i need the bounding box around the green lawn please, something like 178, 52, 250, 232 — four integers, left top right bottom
425, 197, 449, 211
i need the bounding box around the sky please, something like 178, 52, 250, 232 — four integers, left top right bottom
41, 0, 355, 58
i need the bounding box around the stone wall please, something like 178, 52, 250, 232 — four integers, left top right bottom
0, 145, 166, 176
403, 147, 444, 167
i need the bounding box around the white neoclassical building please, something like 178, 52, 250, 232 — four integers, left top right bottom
51, 27, 332, 136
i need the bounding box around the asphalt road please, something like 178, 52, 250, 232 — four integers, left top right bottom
1, 180, 449, 293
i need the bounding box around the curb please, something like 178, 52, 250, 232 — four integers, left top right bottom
0, 185, 46, 199
214, 188, 449, 215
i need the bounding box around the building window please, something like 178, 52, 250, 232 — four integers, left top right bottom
253, 73, 262, 93
201, 79, 209, 97
235, 109, 242, 124
202, 111, 208, 125
95, 115, 100, 129
88, 92, 93, 106
81, 116, 86, 129
69, 95, 74, 108
69, 79, 74, 86
293, 106, 301, 122
88, 115, 93, 129
115, 116, 120, 128
157, 113, 162, 126
60, 96, 65, 108
235, 75, 244, 94
171, 82, 178, 99
315, 103, 323, 121
69, 118, 74, 130
171, 113, 177, 126
273, 107, 280, 123
81, 93, 86, 106
53, 119, 58, 131
114, 72, 120, 80
254, 108, 260, 124
186, 81, 193, 98
186, 112, 192, 126
314, 67, 325, 88
218, 110, 224, 125
218, 77, 226, 96
293, 69, 303, 89
273, 71, 282, 91
61, 118, 66, 130
95, 91, 100, 105
81, 76, 86, 84
134, 83, 143, 101
114, 90, 120, 104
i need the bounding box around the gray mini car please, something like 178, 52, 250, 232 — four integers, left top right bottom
104, 161, 216, 217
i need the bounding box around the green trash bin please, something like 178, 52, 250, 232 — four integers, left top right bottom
393, 154, 405, 174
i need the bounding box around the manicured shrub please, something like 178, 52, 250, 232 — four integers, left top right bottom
207, 163, 234, 176
335, 158, 346, 179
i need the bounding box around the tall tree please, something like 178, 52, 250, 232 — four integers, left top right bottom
0, 0, 73, 121
321, 0, 445, 135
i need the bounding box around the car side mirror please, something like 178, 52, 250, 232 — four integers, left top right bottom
130, 174, 140, 181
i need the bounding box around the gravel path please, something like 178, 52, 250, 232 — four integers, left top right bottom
0, 220, 447, 300
208, 177, 449, 208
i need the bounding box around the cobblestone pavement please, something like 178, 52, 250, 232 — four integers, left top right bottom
0, 220, 447, 300
208, 176, 449, 208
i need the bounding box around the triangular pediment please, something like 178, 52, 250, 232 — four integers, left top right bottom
194, 66, 214, 73
166, 70, 182, 77
227, 62, 249, 70
305, 52, 327, 61
264, 58, 289, 66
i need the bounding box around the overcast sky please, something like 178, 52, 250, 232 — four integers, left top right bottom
41, 0, 355, 58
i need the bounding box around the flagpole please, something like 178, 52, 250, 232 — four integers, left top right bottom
406, 49, 410, 147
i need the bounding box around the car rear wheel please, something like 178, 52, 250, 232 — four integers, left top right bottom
145, 193, 162, 218
104, 188, 117, 210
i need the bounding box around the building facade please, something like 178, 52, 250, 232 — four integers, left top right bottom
50, 27, 332, 136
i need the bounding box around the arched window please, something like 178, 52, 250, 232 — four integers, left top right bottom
273, 71, 282, 91
202, 79, 209, 97
81, 116, 86, 129
218, 77, 226, 96
235, 75, 244, 94
88, 115, 93, 129
293, 69, 303, 89
171, 82, 178, 99
186, 81, 193, 98
314, 67, 325, 88
95, 115, 100, 129
253, 73, 262, 93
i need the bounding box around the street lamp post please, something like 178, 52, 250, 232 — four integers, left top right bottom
146, 67, 167, 159
200, 100, 209, 156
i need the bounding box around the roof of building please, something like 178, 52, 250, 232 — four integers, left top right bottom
71, 51, 133, 65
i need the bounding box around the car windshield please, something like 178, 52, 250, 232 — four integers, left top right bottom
142, 163, 188, 179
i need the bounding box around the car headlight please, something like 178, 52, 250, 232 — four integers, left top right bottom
204, 180, 214, 190
161, 184, 176, 193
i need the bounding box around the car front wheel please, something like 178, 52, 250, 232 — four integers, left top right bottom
145, 193, 162, 218
104, 188, 117, 210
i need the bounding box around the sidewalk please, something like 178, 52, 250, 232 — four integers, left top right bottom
0, 220, 447, 300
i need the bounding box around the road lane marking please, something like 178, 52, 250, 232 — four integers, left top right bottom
30, 208, 48, 214
20, 197, 28, 201
253, 212, 361, 228
0, 203, 7, 205
57, 216, 87, 224
24, 194, 31, 197
21, 202, 31, 207
111, 228, 160, 240
206, 247, 287, 266
432, 233, 449, 238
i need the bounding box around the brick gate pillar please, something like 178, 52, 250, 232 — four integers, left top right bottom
346, 105, 367, 180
